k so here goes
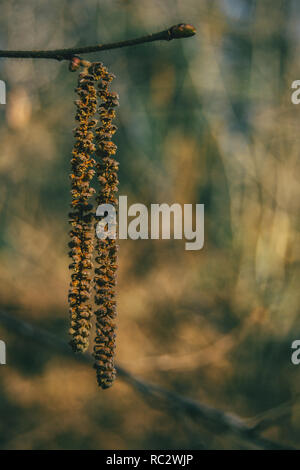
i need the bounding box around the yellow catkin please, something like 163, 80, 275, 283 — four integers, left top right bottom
92, 62, 119, 389
68, 66, 98, 353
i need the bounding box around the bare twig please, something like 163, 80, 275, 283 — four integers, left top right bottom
0, 309, 294, 450
0, 24, 196, 61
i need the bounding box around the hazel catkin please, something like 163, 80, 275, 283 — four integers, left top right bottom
92, 63, 119, 389
68, 66, 98, 353
68, 61, 119, 390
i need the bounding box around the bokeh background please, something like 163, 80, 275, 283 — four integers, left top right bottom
0, 0, 300, 450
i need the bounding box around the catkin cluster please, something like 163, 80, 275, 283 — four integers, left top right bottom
93, 63, 119, 389
68, 61, 119, 389
68, 68, 97, 353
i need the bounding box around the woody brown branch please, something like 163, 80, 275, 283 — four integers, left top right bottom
0, 24, 196, 61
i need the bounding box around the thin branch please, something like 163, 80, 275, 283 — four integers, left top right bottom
0, 24, 196, 61
0, 309, 293, 450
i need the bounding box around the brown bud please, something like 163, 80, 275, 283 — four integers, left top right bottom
69, 56, 81, 72
169, 23, 196, 39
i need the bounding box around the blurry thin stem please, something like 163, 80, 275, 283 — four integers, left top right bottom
0, 24, 196, 61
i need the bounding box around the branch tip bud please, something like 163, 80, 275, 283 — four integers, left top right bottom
169, 23, 196, 40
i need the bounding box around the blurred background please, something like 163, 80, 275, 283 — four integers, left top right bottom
0, 0, 300, 450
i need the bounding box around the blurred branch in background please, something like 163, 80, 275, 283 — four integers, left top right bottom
0, 309, 294, 450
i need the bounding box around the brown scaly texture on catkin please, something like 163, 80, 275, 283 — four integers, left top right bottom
68, 65, 98, 353
93, 63, 119, 389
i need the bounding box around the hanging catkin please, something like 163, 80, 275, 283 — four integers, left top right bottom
92, 63, 119, 389
68, 60, 119, 389
68, 65, 98, 353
